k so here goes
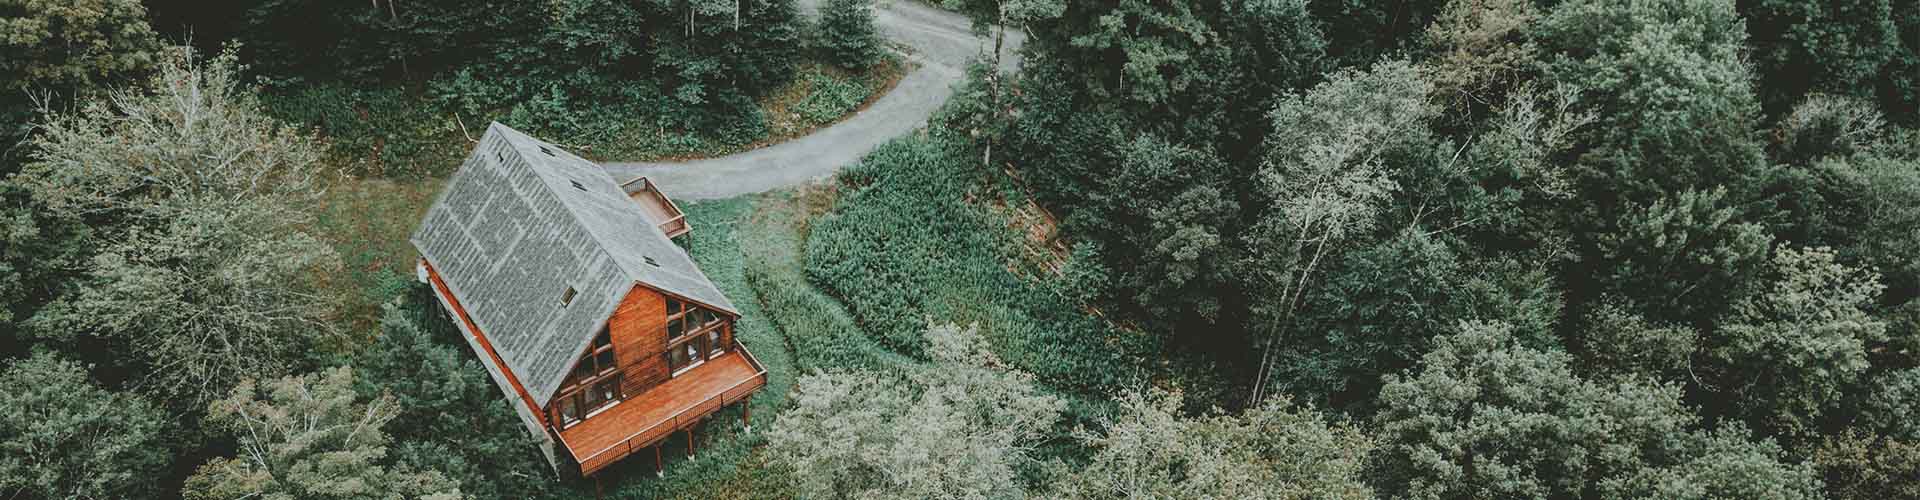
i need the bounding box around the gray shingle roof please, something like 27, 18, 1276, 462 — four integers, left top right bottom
410, 122, 737, 407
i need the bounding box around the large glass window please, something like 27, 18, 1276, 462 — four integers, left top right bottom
665, 301, 730, 375
553, 330, 622, 428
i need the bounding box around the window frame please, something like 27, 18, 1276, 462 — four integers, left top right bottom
552, 329, 623, 429
665, 300, 730, 375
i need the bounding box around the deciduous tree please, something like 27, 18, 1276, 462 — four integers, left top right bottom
184, 366, 463, 500
765, 323, 1065, 499
1054, 388, 1373, 499
11, 49, 343, 406
1710, 246, 1887, 438
0, 0, 163, 148
1374, 320, 1821, 499
1247, 59, 1431, 402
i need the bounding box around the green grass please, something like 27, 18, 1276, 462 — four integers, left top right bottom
310, 177, 445, 330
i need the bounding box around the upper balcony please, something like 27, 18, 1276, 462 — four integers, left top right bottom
557, 339, 768, 477
621, 176, 690, 239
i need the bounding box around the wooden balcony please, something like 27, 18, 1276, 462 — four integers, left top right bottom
621, 177, 690, 239
558, 340, 768, 477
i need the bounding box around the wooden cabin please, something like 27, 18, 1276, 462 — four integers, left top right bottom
410, 123, 767, 478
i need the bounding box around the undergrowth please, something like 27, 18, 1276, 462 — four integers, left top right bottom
799, 136, 1171, 436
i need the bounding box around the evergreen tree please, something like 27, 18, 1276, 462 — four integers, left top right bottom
814, 0, 882, 70
0, 353, 170, 500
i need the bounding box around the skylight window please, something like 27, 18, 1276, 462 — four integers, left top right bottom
539, 146, 555, 156
644, 256, 659, 267
570, 180, 586, 191
561, 286, 577, 306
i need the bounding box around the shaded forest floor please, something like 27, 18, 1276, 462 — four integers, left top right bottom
272, 56, 906, 179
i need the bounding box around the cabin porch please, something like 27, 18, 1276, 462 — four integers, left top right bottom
558, 340, 768, 477
621, 176, 690, 239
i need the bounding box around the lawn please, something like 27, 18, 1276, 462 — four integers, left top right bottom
311, 176, 445, 331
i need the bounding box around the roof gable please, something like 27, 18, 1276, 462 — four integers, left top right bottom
410, 123, 737, 406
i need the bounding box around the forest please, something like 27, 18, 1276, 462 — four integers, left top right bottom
1, 0, 1917, 498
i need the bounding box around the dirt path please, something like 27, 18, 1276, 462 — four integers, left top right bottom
599, 0, 1022, 200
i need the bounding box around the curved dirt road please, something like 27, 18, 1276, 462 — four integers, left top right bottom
600, 0, 1022, 200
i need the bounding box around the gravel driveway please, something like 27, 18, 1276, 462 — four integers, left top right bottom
599, 0, 1023, 200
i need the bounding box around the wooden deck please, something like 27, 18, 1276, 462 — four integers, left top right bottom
621, 177, 690, 238
559, 344, 766, 476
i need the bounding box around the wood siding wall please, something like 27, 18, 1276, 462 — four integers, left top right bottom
608, 285, 671, 397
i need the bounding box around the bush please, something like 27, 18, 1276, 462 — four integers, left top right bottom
740, 196, 908, 373
793, 71, 870, 125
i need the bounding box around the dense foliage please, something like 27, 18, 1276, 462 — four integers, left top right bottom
136, 0, 812, 176
766, 324, 1064, 499
8, 49, 342, 407
0, 0, 162, 152
940, 0, 1920, 497
184, 366, 464, 499
1056, 389, 1374, 499
0, 353, 170, 500
3, 0, 1918, 497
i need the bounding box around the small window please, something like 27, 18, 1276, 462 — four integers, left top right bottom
669, 343, 692, 371
595, 378, 619, 402
559, 397, 580, 424
584, 383, 606, 408
560, 286, 577, 306
595, 350, 615, 372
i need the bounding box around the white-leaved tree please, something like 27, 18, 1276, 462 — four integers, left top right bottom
12, 48, 343, 406
1247, 59, 1434, 402
1053, 388, 1375, 499
765, 323, 1065, 499
184, 366, 463, 500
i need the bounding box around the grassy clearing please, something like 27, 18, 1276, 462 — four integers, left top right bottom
310, 177, 445, 331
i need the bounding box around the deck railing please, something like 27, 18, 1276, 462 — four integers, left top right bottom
621, 176, 691, 238
576, 340, 769, 475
